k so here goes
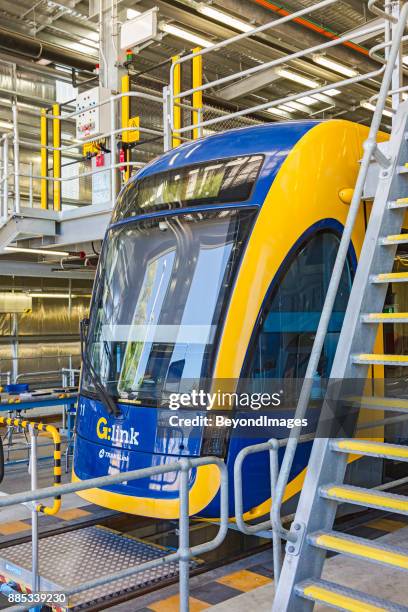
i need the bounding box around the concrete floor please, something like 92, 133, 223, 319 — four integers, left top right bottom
207, 527, 408, 611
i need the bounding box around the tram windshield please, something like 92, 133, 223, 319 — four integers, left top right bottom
82, 209, 256, 405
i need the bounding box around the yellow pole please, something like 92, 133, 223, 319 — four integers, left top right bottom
192, 47, 203, 140
40, 108, 47, 209
121, 74, 131, 182
172, 55, 181, 148
52, 103, 61, 211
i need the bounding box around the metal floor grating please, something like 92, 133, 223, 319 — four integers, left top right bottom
0, 525, 185, 609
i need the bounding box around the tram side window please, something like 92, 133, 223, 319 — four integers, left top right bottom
243, 231, 353, 386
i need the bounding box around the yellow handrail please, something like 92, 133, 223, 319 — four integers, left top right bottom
0, 417, 61, 515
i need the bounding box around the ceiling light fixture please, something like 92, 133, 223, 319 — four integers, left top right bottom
360, 101, 393, 118
313, 55, 357, 77
197, 4, 253, 32
276, 69, 319, 88
4, 246, 69, 257
267, 107, 291, 118
161, 23, 213, 48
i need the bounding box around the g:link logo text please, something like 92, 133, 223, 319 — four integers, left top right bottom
96, 417, 140, 446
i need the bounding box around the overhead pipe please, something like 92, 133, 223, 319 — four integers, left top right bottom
251, 0, 370, 56
0, 27, 96, 71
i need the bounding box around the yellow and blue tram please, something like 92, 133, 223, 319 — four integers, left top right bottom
73, 119, 384, 519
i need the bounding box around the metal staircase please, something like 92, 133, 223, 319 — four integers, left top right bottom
272, 77, 408, 612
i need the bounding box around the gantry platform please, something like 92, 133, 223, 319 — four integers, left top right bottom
0, 525, 186, 610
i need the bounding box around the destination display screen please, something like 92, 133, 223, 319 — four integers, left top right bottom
112, 154, 263, 222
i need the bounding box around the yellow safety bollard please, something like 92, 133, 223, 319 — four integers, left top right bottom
192, 47, 203, 140
52, 103, 61, 211
172, 55, 182, 148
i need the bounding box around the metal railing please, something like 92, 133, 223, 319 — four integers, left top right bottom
0, 443, 228, 612
167, 0, 392, 137
269, 0, 408, 572
0, 90, 165, 221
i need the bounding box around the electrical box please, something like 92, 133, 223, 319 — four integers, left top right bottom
76, 86, 111, 141
0, 293, 32, 313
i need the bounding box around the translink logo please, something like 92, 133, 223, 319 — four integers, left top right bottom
96, 417, 139, 446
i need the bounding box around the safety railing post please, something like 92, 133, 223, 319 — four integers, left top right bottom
12, 102, 19, 215
2, 136, 7, 220
28, 162, 33, 208
29, 425, 39, 592
162, 86, 172, 152
192, 47, 203, 140
172, 55, 181, 148
40, 108, 48, 209
179, 458, 191, 612
110, 97, 116, 207
52, 103, 61, 211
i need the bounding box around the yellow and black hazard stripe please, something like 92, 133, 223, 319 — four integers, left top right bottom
0, 417, 61, 515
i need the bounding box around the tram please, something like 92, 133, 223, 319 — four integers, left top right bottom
73, 119, 385, 519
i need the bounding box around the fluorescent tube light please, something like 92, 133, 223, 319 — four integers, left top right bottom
360, 101, 393, 118
161, 23, 213, 48
5, 246, 69, 257
313, 55, 357, 77
267, 107, 291, 118
276, 69, 319, 88
197, 4, 253, 32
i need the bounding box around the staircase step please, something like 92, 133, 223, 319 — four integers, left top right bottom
348, 395, 408, 412
353, 353, 408, 366
381, 234, 408, 245
362, 312, 408, 323
320, 484, 408, 514
371, 272, 408, 283
309, 531, 408, 570
296, 578, 407, 611
389, 197, 408, 209
330, 439, 408, 461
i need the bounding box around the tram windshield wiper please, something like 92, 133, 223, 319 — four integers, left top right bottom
80, 318, 121, 417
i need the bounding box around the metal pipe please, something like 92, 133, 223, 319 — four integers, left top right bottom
12, 102, 19, 215
271, 2, 408, 545
30, 427, 39, 592
110, 97, 116, 207
0, 137, 5, 222
179, 459, 190, 612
